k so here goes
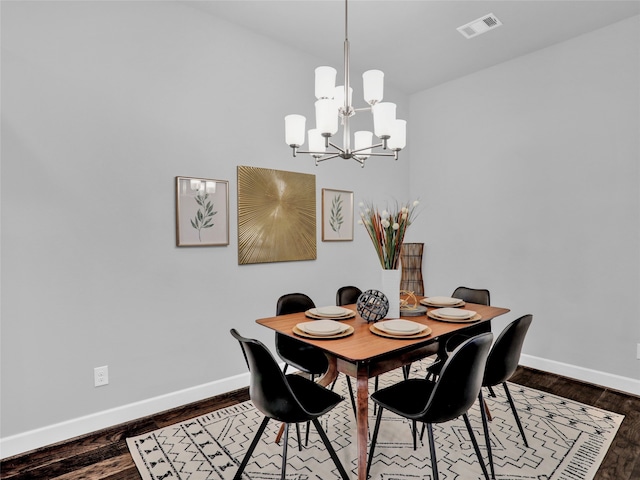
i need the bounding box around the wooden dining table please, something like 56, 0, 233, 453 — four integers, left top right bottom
256, 299, 510, 480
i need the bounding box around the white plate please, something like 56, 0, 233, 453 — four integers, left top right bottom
375, 319, 426, 335
423, 296, 463, 306
297, 320, 348, 336
432, 308, 476, 319
311, 306, 352, 317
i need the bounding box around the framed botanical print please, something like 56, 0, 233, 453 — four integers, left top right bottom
322, 188, 354, 241
175, 176, 229, 246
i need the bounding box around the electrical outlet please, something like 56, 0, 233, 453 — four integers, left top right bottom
94, 365, 109, 387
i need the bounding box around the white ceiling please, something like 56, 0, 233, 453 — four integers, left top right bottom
188, 0, 640, 94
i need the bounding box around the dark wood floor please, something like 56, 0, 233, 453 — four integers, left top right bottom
2, 366, 639, 480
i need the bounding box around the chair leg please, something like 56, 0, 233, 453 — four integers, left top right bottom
280, 423, 289, 480
412, 419, 417, 450
503, 382, 529, 447
304, 420, 311, 446
373, 376, 379, 415
403, 363, 411, 380
478, 390, 496, 480
345, 376, 357, 417
304, 376, 315, 446
295, 423, 302, 451
425, 423, 439, 480
366, 406, 385, 478
234, 416, 270, 480
312, 418, 350, 480
463, 413, 490, 480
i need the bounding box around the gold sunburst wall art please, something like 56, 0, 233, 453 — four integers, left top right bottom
237, 166, 317, 265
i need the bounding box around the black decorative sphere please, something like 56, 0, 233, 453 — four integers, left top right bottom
356, 290, 389, 323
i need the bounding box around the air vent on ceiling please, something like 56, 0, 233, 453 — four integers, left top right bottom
457, 13, 502, 39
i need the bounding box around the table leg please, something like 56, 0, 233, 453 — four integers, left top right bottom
356, 365, 369, 480
483, 397, 493, 421
317, 356, 338, 387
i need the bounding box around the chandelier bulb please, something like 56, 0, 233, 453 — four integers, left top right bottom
308, 128, 326, 155
388, 119, 407, 151
363, 69, 384, 105
372, 102, 396, 139
354, 131, 373, 159
315, 99, 339, 137
285, 114, 306, 147
315, 66, 337, 100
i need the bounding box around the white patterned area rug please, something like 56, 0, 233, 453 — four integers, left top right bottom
127, 361, 623, 480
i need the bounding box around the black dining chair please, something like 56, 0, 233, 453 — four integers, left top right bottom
335, 286, 361, 412
229, 329, 350, 480
274, 293, 329, 446
478, 314, 533, 479
367, 332, 493, 480
336, 285, 362, 306
425, 286, 491, 380
452, 286, 491, 306
335, 285, 405, 415
275, 293, 328, 377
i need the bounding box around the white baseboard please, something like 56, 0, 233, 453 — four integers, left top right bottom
520, 354, 640, 396
2, 358, 638, 459
0, 372, 250, 460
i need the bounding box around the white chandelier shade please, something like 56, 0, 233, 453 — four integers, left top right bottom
284, 0, 406, 167
315, 66, 337, 99
315, 99, 339, 136
362, 69, 384, 104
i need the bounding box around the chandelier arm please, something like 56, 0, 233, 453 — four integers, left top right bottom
327, 141, 347, 154
315, 153, 344, 163
362, 152, 398, 157
352, 155, 366, 167
351, 143, 384, 155
295, 150, 341, 156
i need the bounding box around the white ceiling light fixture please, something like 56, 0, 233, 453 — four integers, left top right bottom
284, 0, 406, 167
457, 13, 502, 39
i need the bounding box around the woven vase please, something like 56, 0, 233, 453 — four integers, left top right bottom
400, 243, 424, 295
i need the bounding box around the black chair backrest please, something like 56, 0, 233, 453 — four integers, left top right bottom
230, 329, 309, 423
423, 332, 493, 424
452, 286, 490, 306
274, 293, 328, 374
336, 286, 362, 306
484, 314, 533, 387
276, 293, 315, 316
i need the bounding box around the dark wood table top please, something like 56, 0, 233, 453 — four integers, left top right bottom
256, 301, 510, 363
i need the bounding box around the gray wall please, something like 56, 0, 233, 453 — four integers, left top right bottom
409, 16, 640, 380
1, 1, 410, 439
1, 1, 638, 449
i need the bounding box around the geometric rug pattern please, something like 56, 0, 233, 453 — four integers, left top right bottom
127, 360, 623, 480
